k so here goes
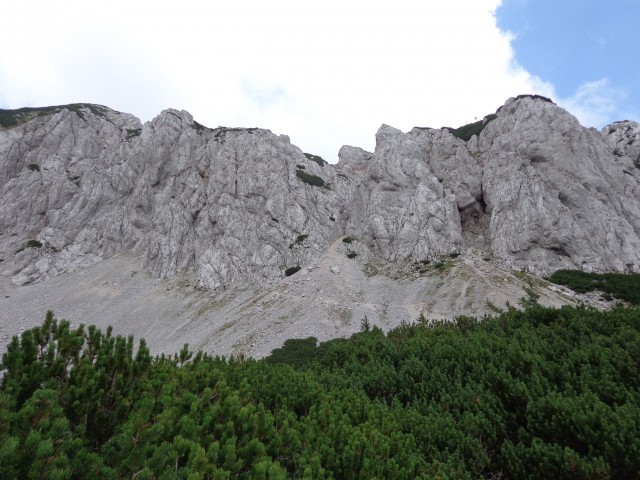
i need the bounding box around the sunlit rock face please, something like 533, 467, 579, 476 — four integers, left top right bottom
477, 97, 640, 274
602, 120, 640, 168
0, 106, 342, 287
1, 96, 640, 287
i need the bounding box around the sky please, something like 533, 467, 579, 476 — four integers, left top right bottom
1, 0, 638, 163
496, 0, 639, 129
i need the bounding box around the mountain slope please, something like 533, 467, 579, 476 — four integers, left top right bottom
1, 96, 639, 356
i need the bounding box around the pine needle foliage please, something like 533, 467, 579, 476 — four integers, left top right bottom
548, 269, 640, 304
1, 305, 639, 478
295, 169, 325, 187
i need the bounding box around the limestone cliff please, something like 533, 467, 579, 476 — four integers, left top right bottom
1, 96, 640, 291
0, 105, 342, 287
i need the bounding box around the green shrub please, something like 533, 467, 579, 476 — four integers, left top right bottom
266, 336, 319, 367
0, 110, 19, 127
447, 120, 483, 141
446, 114, 497, 141
547, 269, 640, 305
17, 239, 43, 252
284, 265, 301, 276
296, 169, 325, 187
27, 164, 40, 172
304, 153, 328, 167
1, 103, 110, 129
346, 251, 358, 259
514, 93, 554, 103
289, 234, 308, 249
191, 121, 212, 135
1, 306, 639, 478
444, 109, 500, 141
125, 128, 142, 139
342, 236, 355, 244
1, 107, 57, 128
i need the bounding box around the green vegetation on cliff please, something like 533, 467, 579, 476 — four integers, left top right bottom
0, 104, 109, 128
548, 269, 640, 304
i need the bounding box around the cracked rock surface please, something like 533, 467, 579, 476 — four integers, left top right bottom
1, 97, 640, 356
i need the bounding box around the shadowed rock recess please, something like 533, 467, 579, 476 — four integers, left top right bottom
1, 96, 640, 356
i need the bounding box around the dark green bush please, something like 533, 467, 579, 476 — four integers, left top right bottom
26, 240, 43, 248
296, 169, 325, 187
447, 114, 498, 141
346, 251, 358, 259
514, 93, 554, 103
27, 164, 40, 172
266, 336, 318, 367
1, 104, 114, 131
1, 306, 639, 478
191, 121, 212, 135
284, 265, 301, 276
125, 128, 142, 139
547, 269, 640, 304
304, 153, 328, 167
0, 110, 19, 127
445, 109, 500, 141
448, 120, 483, 141
289, 234, 308, 249
342, 236, 355, 244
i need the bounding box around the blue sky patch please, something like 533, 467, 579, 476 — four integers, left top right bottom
496, 0, 639, 124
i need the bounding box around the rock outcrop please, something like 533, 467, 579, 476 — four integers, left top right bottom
2, 96, 640, 290
1, 105, 343, 287
602, 120, 640, 167
478, 97, 640, 274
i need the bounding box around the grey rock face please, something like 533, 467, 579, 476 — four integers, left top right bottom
478, 97, 640, 273
1, 96, 640, 291
602, 120, 640, 167
0, 105, 341, 287
0, 105, 144, 285
343, 124, 467, 263
134, 110, 342, 288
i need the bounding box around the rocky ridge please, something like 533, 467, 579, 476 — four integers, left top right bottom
1, 96, 640, 356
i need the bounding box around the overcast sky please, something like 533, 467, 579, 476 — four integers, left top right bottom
2, 0, 638, 162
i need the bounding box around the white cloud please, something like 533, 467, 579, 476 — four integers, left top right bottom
2, 0, 554, 162
556, 79, 628, 128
